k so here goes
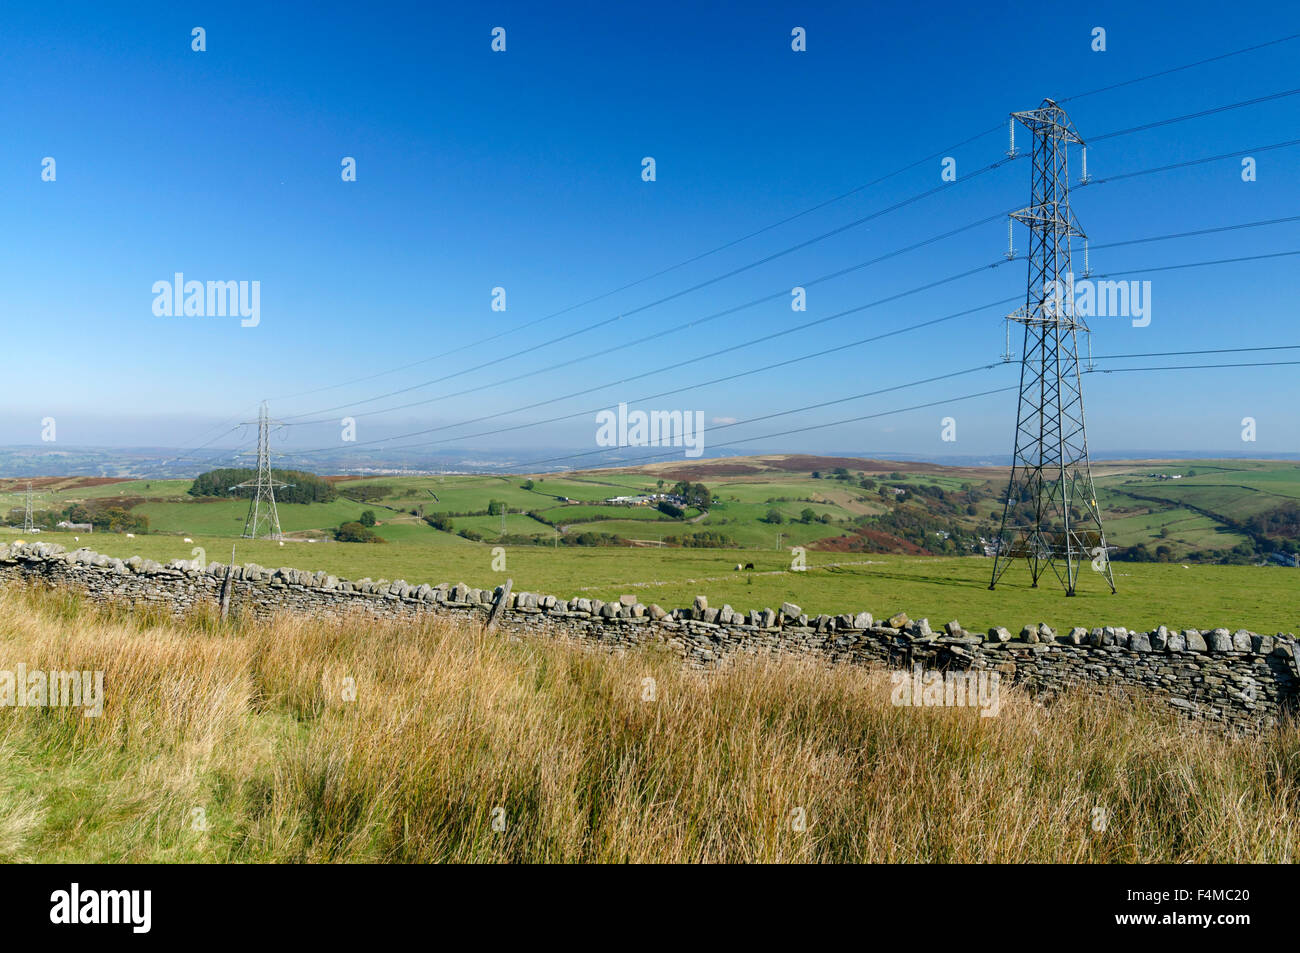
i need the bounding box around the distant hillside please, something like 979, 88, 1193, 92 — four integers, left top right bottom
3, 455, 1297, 565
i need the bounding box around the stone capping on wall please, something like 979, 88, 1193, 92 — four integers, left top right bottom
1, 540, 1297, 731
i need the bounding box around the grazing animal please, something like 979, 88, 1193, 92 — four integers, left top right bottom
744, 562, 755, 570
734, 563, 742, 571
183, 537, 193, 543
126, 533, 134, 539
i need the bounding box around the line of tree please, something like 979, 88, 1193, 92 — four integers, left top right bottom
663, 531, 736, 548
562, 531, 629, 547
338, 484, 392, 503
189, 468, 337, 505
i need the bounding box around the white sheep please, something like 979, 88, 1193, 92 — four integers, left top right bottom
183, 537, 193, 543
126, 533, 135, 539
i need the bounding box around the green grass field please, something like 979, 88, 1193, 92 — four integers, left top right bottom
4, 456, 1297, 636
8, 526, 1296, 635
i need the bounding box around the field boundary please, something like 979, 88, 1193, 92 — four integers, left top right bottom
2, 540, 1297, 733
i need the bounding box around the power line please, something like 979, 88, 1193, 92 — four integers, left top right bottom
1090, 215, 1300, 251
1093, 248, 1300, 277
284, 258, 1019, 454
410, 342, 1300, 475
285, 210, 1019, 428
368, 217, 1300, 446
379, 334, 1300, 460
1091, 359, 1300, 374
270, 123, 1009, 406
263, 31, 1300, 409
280, 132, 1300, 437
1094, 343, 1300, 360
491, 352, 1300, 475
287, 246, 1300, 459
279, 157, 1020, 423
1058, 32, 1300, 104
1090, 86, 1300, 143
160, 423, 248, 466
506, 379, 1018, 474
285, 231, 1300, 457
160, 33, 1300, 465
280, 104, 1300, 446
1079, 137, 1300, 187
374, 298, 1021, 454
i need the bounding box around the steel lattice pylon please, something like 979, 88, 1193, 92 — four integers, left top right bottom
232, 401, 291, 540
22, 482, 34, 533
989, 99, 1115, 596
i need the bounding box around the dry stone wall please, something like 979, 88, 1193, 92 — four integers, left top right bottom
1, 540, 1296, 732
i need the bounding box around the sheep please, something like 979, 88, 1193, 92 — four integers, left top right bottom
744, 562, 755, 570
126, 533, 135, 539
183, 537, 193, 543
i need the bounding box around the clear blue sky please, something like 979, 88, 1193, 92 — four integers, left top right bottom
3, 0, 1298, 465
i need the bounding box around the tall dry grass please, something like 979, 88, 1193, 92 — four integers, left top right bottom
0, 582, 1297, 862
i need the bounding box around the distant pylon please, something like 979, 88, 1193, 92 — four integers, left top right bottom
990, 99, 1115, 596
22, 482, 34, 533
232, 401, 291, 540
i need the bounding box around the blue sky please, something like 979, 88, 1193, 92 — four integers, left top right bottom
3, 0, 1298, 465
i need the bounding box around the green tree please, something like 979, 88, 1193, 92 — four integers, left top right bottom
190, 468, 337, 504
359, 510, 377, 527
62, 503, 91, 524
335, 521, 383, 543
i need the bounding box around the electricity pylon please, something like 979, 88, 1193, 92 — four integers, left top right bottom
232, 401, 291, 540
22, 482, 34, 533
990, 99, 1114, 596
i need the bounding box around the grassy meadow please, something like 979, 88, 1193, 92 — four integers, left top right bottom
0, 584, 1296, 863
3, 527, 1297, 634
1, 456, 1297, 635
